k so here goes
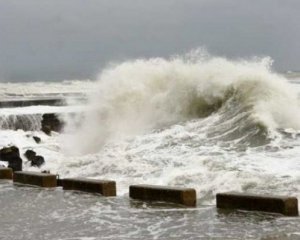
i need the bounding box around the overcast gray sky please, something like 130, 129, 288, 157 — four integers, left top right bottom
0, 0, 299, 82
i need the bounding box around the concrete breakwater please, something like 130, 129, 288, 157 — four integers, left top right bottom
1, 168, 299, 216
130, 184, 196, 207
0, 96, 87, 108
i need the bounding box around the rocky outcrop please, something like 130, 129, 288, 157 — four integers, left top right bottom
0, 146, 22, 172
41, 113, 63, 135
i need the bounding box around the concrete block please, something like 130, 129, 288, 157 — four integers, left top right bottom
62, 178, 116, 196
216, 192, 299, 216
0, 168, 13, 179
129, 184, 197, 207
13, 171, 57, 188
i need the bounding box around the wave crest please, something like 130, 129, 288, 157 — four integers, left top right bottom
66, 52, 300, 153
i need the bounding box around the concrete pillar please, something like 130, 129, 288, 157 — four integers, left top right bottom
129, 184, 197, 207
13, 171, 57, 188
0, 168, 13, 179
216, 192, 299, 216
62, 178, 116, 196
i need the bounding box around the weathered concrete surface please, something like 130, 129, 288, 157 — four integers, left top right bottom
216, 192, 299, 216
129, 185, 197, 207
13, 171, 57, 188
62, 178, 116, 196
0, 168, 13, 179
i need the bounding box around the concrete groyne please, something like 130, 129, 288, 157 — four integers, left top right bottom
0, 168, 13, 179
129, 184, 197, 207
13, 171, 57, 187
1, 171, 299, 216
216, 192, 299, 216
61, 178, 116, 196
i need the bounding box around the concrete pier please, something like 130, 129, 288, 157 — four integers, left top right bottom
129, 184, 197, 207
0, 96, 86, 108
13, 171, 57, 188
216, 192, 299, 216
0, 98, 65, 108
62, 178, 116, 196
0, 168, 13, 179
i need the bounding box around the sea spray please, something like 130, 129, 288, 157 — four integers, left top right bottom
0, 56, 298, 203
65, 52, 300, 154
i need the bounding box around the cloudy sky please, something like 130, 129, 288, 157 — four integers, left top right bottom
0, 0, 299, 82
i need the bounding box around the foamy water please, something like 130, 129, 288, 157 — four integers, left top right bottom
1, 54, 300, 239
0, 80, 95, 100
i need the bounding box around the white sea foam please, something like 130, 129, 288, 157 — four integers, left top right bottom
66, 52, 300, 154
0, 80, 95, 100
1, 52, 300, 206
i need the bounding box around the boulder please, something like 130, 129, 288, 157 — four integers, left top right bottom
41, 113, 63, 135
0, 146, 22, 171
24, 150, 45, 168
0, 146, 20, 161
31, 155, 45, 167
8, 156, 22, 172
33, 136, 41, 143
24, 149, 36, 161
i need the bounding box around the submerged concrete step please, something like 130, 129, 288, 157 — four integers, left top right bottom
0, 168, 13, 179
216, 192, 299, 216
13, 171, 57, 187
129, 184, 197, 207
62, 178, 116, 196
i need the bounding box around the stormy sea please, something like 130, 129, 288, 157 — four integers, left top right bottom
1, 54, 300, 239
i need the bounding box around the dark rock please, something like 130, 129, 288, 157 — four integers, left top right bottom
0, 146, 22, 171
41, 170, 50, 174
8, 156, 22, 172
24, 150, 36, 161
24, 149, 45, 168
0, 146, 20, 161
41, 113, 63, 135
33, 136, 41, 143
31, 155, 45, 167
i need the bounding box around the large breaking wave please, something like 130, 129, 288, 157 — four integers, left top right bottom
66, 52, 300, 154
